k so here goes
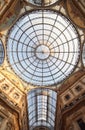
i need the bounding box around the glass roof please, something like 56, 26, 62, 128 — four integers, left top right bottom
82, 43, 85, 66
7, 10, 80, 86
27, 88, 57, 130
0, 40, 4, 65
25, 0, 59, 7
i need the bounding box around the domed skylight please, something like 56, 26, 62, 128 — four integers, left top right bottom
7, 10, 80, 86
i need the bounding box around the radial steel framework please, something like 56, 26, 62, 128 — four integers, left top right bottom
7, 10, 80, 86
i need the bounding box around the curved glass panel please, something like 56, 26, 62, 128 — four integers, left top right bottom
25, 0, 59, 7
0, 40, 4, 65
82, 43, 85, 66
27, 88, 57, 130
7, 10, 80, 86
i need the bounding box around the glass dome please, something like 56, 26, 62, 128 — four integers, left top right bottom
0, 40, 4, 65
7, 10, 80, 86
27, 88, 57, 130
24, 0, 60, 7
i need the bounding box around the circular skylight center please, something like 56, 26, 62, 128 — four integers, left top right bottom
25, 0, 59, 7
35, 45, 50, 60
7, 10, 80, 86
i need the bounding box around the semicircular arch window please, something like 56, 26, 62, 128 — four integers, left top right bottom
0, 40, 4, 65
24, 0, 60, 7
82, 43, 85, 66
7, 10, 80, 86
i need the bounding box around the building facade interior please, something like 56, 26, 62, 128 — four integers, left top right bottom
0, 0, 85, 130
